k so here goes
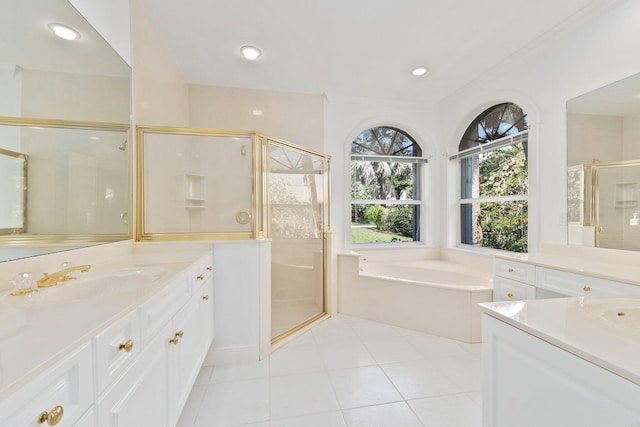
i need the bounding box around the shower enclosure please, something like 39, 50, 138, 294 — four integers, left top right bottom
267, 139, 329, 341
137, 127, 330, 343
569, 160, 640, 250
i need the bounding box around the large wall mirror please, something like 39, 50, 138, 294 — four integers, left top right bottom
0, 0, 131, 262
567, 72, 640, 251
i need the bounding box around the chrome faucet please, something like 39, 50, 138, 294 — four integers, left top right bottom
37, 265, 91, 288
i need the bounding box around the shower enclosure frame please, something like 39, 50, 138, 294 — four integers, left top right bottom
0, 116, 132, 245
592, 159, 640, 248
136, 125, 331, 343
569, 160, 640, 247
265, 136, 331, 344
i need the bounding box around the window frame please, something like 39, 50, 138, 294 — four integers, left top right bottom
452, 108, 530, 254
349, 127, 427, 246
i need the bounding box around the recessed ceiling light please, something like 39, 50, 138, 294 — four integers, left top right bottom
48, 23, 81, 41
252, 109, 263, 116
411, 67, 428, 76
240, 45, 262, 61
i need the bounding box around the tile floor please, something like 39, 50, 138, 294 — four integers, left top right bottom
177, 314, 482, 427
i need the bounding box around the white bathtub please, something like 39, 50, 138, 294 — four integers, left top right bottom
338, 250, 493, 343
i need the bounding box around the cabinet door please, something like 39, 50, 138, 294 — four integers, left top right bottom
483, 315, 640, 427
199, 275, 214, 354
97, 323, 170, 427
139, 275, 191, 346
0, 343, 93, 427
168, 293, 204, 425
74, 406, 96, 427
94, 310, 141, 395
493, 276, 536, 302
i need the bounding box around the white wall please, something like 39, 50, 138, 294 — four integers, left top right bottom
68, 0, 131, 66
324, 96, 441, 255
188, 86, 324, 152
438, 0, 640, 252
21, 69, 130, 123
0, 64, 21, 118
131, 0, 189, 126
623, 114, 640, 160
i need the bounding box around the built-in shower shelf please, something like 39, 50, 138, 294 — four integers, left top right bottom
185, 197, 205, 210
615, 201, 638, 208
614, 182, 638, 208
185, 174, 205, 210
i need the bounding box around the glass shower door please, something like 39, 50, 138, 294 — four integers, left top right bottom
268, 142, 328, 341
595, 162, 640, 251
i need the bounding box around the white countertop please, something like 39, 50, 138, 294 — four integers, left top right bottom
0, 248, 211, 401
479, 295, 640, 386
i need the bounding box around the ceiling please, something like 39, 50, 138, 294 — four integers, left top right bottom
0, 0, 130, 78
140, 0, 617, 103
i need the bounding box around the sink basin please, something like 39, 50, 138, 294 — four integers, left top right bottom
2, 267, 165, 308
578, 297, 640, 331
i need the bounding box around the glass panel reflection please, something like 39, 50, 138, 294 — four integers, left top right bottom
595, 163, 640, 251
270, 143, 326, 339
0, 148, 26, 233
142, 132, 253, 235
0, 123, 129, 236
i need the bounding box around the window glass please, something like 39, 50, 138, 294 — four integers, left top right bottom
457, 103, 528, 253
460, 144, 528, 199
350, 127, 423, 244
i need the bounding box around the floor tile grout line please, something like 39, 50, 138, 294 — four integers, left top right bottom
183, 314, 483, 426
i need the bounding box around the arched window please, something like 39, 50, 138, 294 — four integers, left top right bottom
451, 103, 529, 252
350, 126, 427, 244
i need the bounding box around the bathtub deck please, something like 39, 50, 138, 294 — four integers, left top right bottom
338, 254, 493, 343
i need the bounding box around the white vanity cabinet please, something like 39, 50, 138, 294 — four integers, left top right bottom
93, 309, 142, 395
96, 323, 171, 427
199, 274, 215, 355
494, 255, 640, 301
536, 267, 640, 297
0, 251, 215, 427
168, 292, 206, 426
482, 314, 640, 427
493, 259, 536, 301
139, 273, 191, 346
74, 406, 97, 427
0, 343, 94, 427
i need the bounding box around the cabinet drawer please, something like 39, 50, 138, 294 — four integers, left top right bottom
96, 323, 170, 427
0, 343, 93, 427
139, 276, 190, 345
493, 276, 536, 301
494, 258, 535, 284
188, 256, 214, 289
93, 310, 141, 395
536, 267, 640, 297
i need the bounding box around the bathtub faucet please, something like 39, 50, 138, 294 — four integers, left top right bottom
37, 265, 91, 288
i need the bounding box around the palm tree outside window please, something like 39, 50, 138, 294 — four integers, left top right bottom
350, 127, 427, 244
